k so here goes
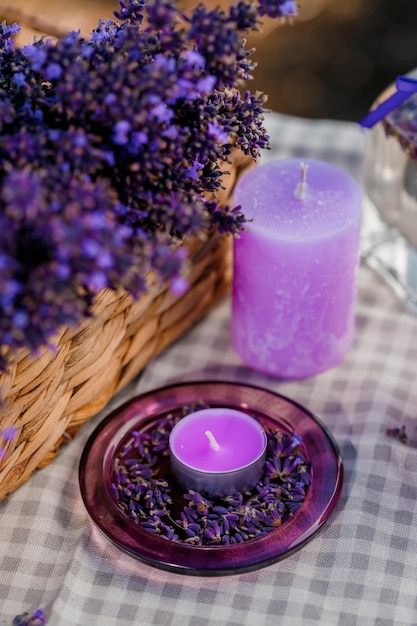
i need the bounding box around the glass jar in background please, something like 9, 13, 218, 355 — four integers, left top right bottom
362, 70, 417, 313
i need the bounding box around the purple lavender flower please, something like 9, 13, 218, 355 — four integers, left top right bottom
0, 22, 20, 54
23, 43, 47, 71
114, 0, 145, 22
145, 0, 179, 31
44, 62, 63, 80
1, 426, 17, 442
257, 0, 298, 18
169, 276, 189, 296
0, 0, 295, 370
386, 425, 408, 445
13, 608, 46, 626
113, 120, 132, 145
0, 426, 18, 461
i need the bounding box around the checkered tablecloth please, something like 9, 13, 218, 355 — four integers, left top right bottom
1, 112, 417, 626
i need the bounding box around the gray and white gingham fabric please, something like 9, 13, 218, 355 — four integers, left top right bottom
1, 113, 417, 626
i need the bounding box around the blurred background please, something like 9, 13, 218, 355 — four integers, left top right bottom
3, 0, 417, 121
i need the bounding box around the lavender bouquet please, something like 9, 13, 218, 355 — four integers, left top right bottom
0, 0, 296, 370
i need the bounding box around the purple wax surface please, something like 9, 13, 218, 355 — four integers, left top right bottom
232, 158, 362, 379
169, 408, 266, 472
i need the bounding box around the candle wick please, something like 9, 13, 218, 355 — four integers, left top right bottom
205, 430, 220, 451
294, 162, 309, 200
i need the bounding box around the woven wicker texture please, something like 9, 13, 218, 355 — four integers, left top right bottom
0, 149, 253, 500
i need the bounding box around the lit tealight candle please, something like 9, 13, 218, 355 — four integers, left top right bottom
169, 408, 267, 497
232, 158, 362, 378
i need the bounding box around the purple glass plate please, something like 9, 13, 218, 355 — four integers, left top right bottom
79, 381, 343, 576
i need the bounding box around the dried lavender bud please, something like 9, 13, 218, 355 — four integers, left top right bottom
257, 0, 298, 19
386, 425, 408, 445
13, 608, 46, 626
0, 425, 17, 442
0, 425, 18, 460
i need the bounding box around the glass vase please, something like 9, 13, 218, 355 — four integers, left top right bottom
362, 71, 417, 313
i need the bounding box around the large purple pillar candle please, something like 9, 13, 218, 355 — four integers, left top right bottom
232, 158, 362, 379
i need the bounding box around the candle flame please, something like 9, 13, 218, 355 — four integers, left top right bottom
294, 162, 309, 200
205, 430, 220, 451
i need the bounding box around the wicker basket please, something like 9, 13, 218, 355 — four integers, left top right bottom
0, 149, 253, 500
